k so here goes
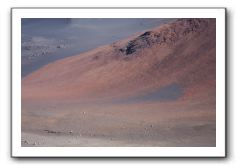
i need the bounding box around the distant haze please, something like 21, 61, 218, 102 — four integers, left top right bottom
21, 18, 176, 77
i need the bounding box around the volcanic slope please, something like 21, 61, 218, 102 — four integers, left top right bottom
22, 19, 216, 147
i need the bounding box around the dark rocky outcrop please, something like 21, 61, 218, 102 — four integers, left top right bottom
119, 19, 211, 55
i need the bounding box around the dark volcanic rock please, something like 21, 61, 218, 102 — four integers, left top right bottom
120, 18, 210, 56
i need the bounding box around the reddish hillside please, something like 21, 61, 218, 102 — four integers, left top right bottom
21, 19, 216, 147
22, 19, 216, 103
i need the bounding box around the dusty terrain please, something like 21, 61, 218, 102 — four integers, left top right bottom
21, 18, 216, 147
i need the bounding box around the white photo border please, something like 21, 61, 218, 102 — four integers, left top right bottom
11, 8, 226, 157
